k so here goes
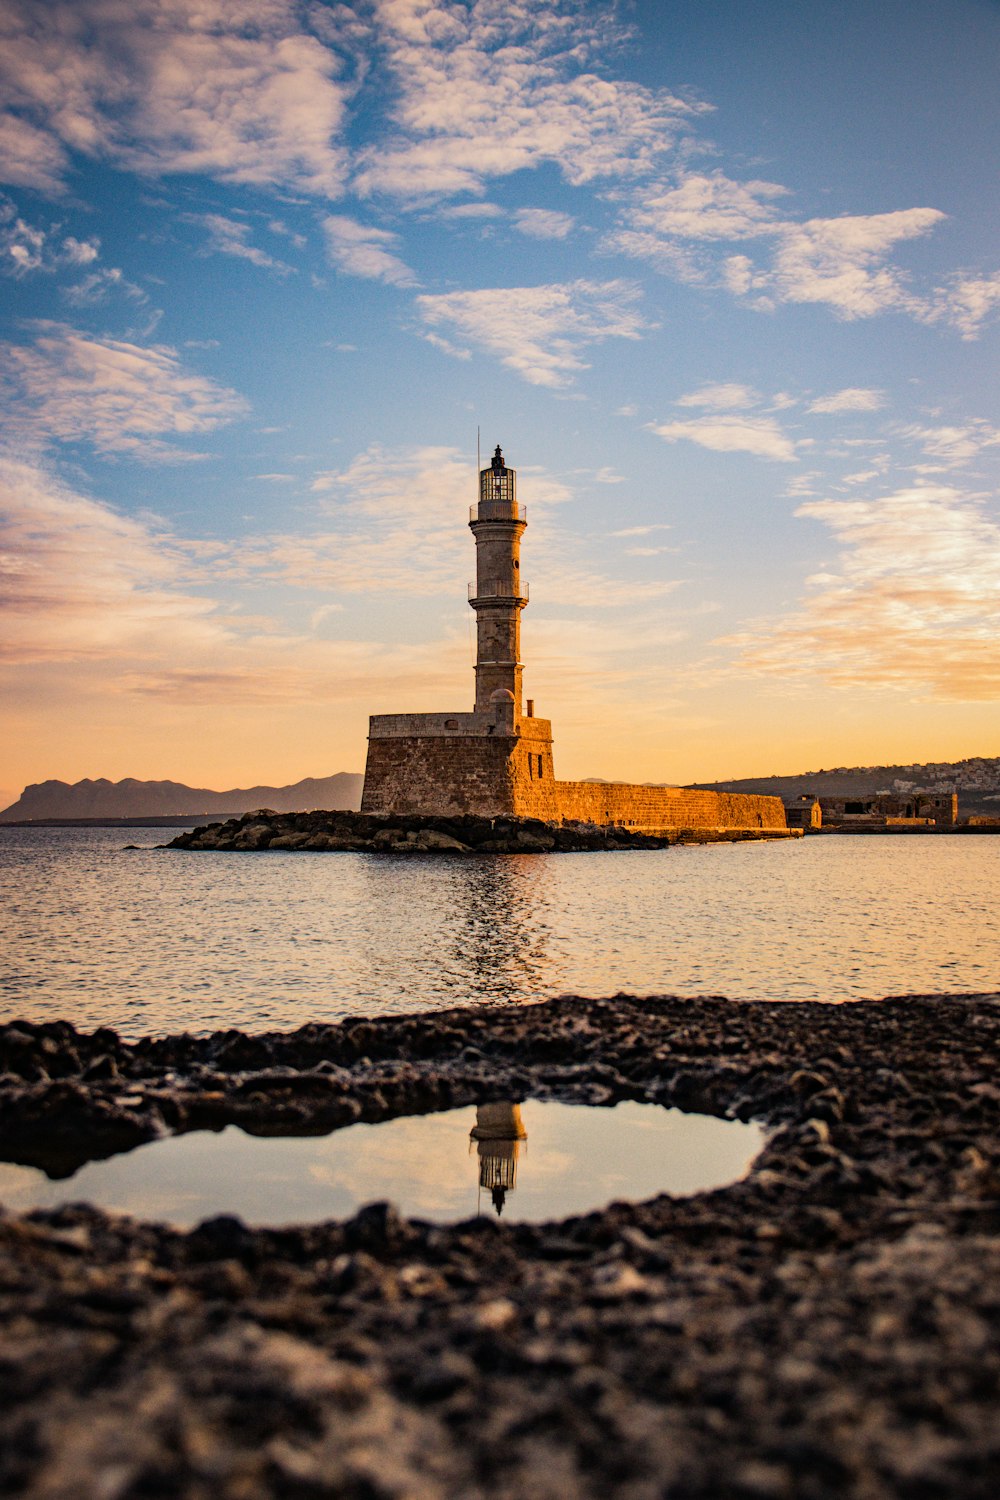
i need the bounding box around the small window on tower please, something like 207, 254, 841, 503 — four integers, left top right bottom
537, 755, 543, 777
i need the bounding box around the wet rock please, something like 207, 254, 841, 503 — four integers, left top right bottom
165, 810, 683, 855
2, 993, 1000, 1496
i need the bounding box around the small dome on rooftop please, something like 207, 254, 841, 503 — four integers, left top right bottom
490, 688, 516, 703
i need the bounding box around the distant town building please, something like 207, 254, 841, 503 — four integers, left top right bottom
360, 445, 789, 835
783, 796, 822, 830
817, 792, 958, 828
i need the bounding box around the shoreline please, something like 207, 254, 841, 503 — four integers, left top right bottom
1, 992, 998, 1496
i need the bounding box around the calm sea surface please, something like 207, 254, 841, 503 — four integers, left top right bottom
1, 827, 998, 1039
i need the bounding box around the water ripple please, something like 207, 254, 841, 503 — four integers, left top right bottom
1, 827, 998, 1038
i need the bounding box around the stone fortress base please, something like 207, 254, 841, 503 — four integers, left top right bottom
361, 704, 788, 835
361, 444, 790, 839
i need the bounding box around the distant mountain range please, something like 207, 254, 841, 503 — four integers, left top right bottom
693, 756, 1000, 817
0, 774, 365, 822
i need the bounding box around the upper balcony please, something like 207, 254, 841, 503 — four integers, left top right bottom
470, 502, 526, 524
468, 581, 529, 604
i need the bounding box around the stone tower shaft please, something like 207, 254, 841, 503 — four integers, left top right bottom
468, 444, 527, 714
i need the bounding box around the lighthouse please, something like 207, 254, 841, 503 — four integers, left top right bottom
468, 445, 527, 717
359, 438, 790, 833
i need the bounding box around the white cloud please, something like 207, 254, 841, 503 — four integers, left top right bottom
353, 0, 701, 200
60, 266, 146, 305
322, 215, 417, 286
438, 202, 503, 220
514, 208, 575, 240
897, 421, 1000, 470
808, 388, 886, 414
192, 214, 294, 275
729, 484, 1000, 700
234, 442, 668, 614
932, 271, 1000, 340
0, 450, 472, 707
607, 167, 951, 325
0, 200, 101, 277
649, 414, 798, 462
765, 209, 945, 318
0, 0, 360, 197
610, 171, 787, 243
415, 279, 647, 387
676, 382, 759, 411
0, 323, 247, 460
0, 111, 68, 195
0, 453, 224, 663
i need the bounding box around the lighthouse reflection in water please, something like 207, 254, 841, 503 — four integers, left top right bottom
0, 1097, 766, 1226
470, 1102, 528, 1216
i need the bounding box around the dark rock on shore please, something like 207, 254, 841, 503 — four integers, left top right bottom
1, 994, 999, 1497
166, 808, 791, 853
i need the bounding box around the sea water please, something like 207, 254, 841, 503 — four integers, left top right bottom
2, 827, 998, 1038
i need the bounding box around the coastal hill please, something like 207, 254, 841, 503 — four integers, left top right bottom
0, 773, 364, 823
692, 755, 1000, 819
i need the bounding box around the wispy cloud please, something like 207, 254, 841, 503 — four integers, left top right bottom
1, 199, 100, 276
514, 208, 575, 240
0, 0, 361, 197
676, 382, 760, 411
353, 0, 701, 201
192, 214, 294, 275
897, 421, 1000, 470
415, 279, 647, 387
0, 451, 470, 709
609, 171, 787, 244
765, 210, 945, 319
1, 323, 247, 460
224, 442, 671, 615
808, 388, 886, 414
934, 270, 1000, 340
728, 484, 1000, 700
0, 453, 224, 664
61, 267, 147, 306
649, 414, 798, 462
608, 167, 951, 324
322, 215, 417, 286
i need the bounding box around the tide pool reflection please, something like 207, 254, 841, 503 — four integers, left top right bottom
470, 1101, 528, 1216
0, 1100, 765, 1227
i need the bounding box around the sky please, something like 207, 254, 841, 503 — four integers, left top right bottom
2, 0, 1000, 804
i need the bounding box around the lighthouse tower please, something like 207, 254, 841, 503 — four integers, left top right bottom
360, 438, 557, 818
469, 445, 527, 716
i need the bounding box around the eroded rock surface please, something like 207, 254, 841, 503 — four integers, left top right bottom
1, 994, 999, 1497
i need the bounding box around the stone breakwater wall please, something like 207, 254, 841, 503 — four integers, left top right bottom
166, 808, 798, 853
361, 730, 789, 833
1, 994, 999, 1498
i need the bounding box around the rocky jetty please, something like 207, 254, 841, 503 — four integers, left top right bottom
167, 808, 786, 853
1, 993, 999, 1497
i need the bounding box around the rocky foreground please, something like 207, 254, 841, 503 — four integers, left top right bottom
167, 808, 797, 853
1, 993, 999, 1498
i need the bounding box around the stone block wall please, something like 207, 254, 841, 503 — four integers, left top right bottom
361, 723, 786, 831
361, 734, 519, 816
546, 780, 786, 831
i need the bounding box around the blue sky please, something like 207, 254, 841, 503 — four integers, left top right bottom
2, 0, 999, 802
